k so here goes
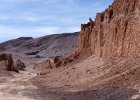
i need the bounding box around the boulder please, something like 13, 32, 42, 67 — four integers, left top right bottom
15, 59, 26, 71
0, 53, 19, 73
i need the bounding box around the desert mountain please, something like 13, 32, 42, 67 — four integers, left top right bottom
0, 32, 79, 58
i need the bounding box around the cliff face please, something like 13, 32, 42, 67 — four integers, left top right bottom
76, 0, 140, 59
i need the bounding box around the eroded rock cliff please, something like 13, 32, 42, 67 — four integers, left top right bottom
74, 0, 140, 59
36, 0, 140, 74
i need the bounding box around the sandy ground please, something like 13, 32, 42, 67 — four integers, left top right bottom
0, 70, 139, 100
1, 55, 140, 100
30, 56, 140, 100
0, 69, 139, 100
0, 70, 53, 100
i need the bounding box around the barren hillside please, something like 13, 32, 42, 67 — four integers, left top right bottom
0, 32, 79, 58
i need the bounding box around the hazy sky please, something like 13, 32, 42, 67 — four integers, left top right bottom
0, 0, 113, 42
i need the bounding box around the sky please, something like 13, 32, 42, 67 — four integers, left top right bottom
0, 0, 113, 42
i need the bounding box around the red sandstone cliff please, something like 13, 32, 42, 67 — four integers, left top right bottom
74, 0, 140, 60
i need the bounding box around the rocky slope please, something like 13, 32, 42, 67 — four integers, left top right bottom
31, 0, 140, 99
64, 0, 140, 89
0, 32, 79, 58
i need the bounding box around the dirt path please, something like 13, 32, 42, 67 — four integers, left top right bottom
0, 69, 139, 100
0, 70, 53, 100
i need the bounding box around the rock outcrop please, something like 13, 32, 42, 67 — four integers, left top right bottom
35, 56, 63, 75
65, 0, 140, 62
15, 59, 26, 71
0, 53, 19, 73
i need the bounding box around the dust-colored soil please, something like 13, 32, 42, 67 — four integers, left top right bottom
0, 67, 139, 100
30, 56, 140, 100
0, 56, 140, 100
0, 70, 53, 100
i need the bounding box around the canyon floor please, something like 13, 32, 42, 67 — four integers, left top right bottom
0, 56, 140, 100
0, 69, 54, 100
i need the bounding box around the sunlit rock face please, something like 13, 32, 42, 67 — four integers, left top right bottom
73, 0, 140, 60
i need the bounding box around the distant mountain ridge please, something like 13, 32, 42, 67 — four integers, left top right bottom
0, 32, 79, 58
